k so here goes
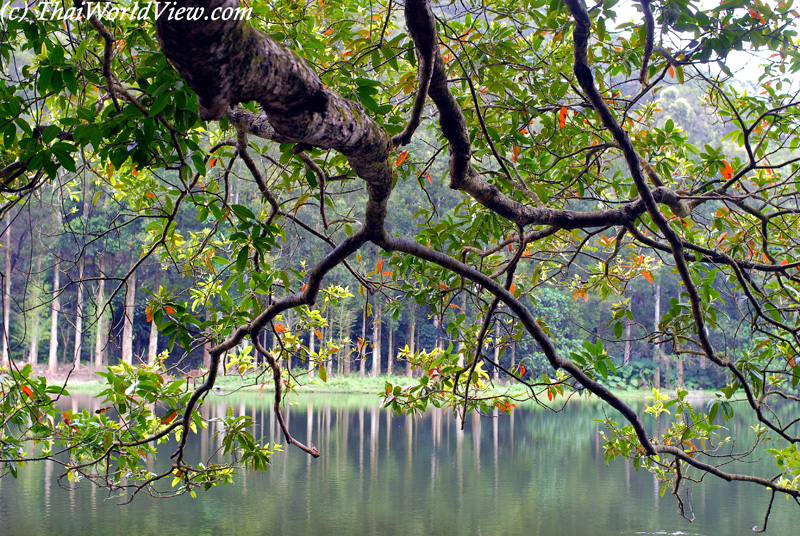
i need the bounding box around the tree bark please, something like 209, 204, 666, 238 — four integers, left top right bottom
121, 270, 136, 365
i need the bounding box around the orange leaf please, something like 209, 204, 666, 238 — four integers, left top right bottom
165, 306, 175, 315
395, 151, 408, 166
558, 106, 569, 128
145, 192, 155, 198
547, 389, 553, 401
132, 167, 139, 176
381, 271, 393, 276
781, 259, 789, 266
426, 172, 433, 185
519, 365, 526, 376
274, 324, 287, 333
145, 305, 153, 323
668, 65, 675, 79
509, 282, 516, 294
642, 270, 654, 284
301, 284, 308, 291
208, 157, 217, 168
21, 386, 33, 398
721, 160, 733, 181
512, 145, 520, 163
376, 259, 384, 272
449, 303, 462, 310
324, 29, 333, 36
315, 329, 322, 340
161, 410, 178, 424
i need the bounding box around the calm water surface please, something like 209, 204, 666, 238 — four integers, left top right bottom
0, 392, 795, 535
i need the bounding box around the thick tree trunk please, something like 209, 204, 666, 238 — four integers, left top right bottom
28, 256, 43, 366
47, 259, 61, 374
2, 214, 11, 367
372, 300, 381, 377
121, 270, 136, 365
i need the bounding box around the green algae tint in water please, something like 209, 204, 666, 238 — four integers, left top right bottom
0, 392, 795, 536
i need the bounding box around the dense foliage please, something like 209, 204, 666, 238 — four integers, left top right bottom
2, 0, 800, 528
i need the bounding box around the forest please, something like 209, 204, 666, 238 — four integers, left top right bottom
1, 0, 800, 529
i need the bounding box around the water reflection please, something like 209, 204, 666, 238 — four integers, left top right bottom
0, 392, 795, 536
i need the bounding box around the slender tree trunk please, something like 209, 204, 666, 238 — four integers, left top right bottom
48, 259, 61, 374
203, 308, 212, 369
1, 214, 11, 367
624, 319, 632, 366
406, 304, 415, 377
94, 257, 106, 368
386, 315, 393, 375
343, 309, 351, 376
653, 284, 661, 389
372, 300, 381, 377
493, 322, 501, 382
147, 320, 158, 365
28, 256, 42, 366
359, 305, 367, 377
73, 258, 85, 370
308, 327, 315, 379
121, 270, 136, 365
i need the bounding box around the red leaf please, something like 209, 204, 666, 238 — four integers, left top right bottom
721, 160, 733, 180
781, 259, 789, 266
547, 389, 553, 401
395, 151, 408, 166
165, 306, 175, 315
161, 410, 177, 424
21, 386, 33, 398
558, 107, 569, 128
